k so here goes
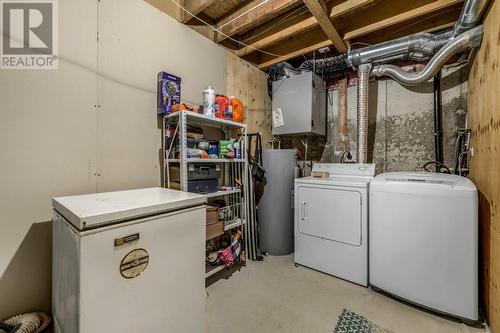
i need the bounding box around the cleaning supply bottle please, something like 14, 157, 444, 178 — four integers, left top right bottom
230, 97, 245, 123
203, 86, 216, 117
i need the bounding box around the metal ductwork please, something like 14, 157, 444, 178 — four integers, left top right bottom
269, 0, 485, 166
371, 25, 483, 85
269, 0, 485, 81
356, 63, 371, 164
347, 0, 484, 69
347, 31, 452, 68
453, 0, 483, 37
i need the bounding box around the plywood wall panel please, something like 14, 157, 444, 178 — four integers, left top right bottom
225, 52, 272, 148
468, 0, 500, 330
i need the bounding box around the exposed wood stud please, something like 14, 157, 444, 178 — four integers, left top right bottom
258, 40, 332, 69
337, 76, 349, 153
215, 0, 302, 43
256, 1, 462, 68
236, 16, 317, 57
237, 0, 374, 57
181, 0, 218, 23
303, 0, 347, 52
184, 12, 215, 26
343, 0, 463, 41
168, 0, 466, 70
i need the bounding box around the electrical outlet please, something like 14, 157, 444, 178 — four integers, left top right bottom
318, 47, 330, 54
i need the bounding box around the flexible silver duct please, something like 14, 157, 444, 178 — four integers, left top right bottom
356, 63, 371, 163
371, 25, 483, 85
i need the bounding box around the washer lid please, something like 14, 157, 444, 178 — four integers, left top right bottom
371, 172, 476, 192
53, 187, 206, 230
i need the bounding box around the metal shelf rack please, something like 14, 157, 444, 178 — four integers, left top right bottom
162, 110, 248, 279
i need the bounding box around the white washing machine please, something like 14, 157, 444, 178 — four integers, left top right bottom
294, 163, 375, 286
370, 172, 478, 321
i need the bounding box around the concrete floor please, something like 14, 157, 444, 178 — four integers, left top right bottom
206, 255, 487, 333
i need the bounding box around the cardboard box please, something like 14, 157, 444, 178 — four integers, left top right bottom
206, 221, 224, 240
206, 205, 219, 225
157, 71, 181, 114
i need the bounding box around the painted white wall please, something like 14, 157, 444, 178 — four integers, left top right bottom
0, 0, 226, 318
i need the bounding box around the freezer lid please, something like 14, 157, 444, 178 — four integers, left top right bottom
53, 187, 206, 230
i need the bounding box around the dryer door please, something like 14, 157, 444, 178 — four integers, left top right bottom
297, 185, 362, 246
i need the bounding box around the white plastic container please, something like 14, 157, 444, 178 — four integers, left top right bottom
203, 86, 216, 117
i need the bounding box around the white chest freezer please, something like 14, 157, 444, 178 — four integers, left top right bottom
52, 187, 206, 333
369, 172, 478, 321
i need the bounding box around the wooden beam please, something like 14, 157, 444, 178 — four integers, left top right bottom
181, 0, 217, 23
337, 76, 349, 153
257, 4, 461, 69
215, 0, 302, 43
303, 0, 347, 52
237, 16, 316, 56
258, 40, 332, 69
327, 0, 378, 18
184, 12, 215, 26
236, 0, 374, 57
344, 0, 463, 40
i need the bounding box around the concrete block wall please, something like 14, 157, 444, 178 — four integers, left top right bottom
280, 66, 468, 174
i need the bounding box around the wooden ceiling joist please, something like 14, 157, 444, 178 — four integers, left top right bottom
236, 15, 316, 56
236, 0, 375, 57
303, 0, 347, 52
181, 0, 218, 23
214, 0, 302, 43
259, 40, 332, 69
257, 1, 463, 69
172, 0, 467, 70
343, 0, 463, 40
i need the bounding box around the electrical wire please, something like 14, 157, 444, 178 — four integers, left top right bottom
384, 7, 457, 40
350, 42, 372, 47
168, 0, 283, 57
244, 6, 309, 43
219, 0, 269, 29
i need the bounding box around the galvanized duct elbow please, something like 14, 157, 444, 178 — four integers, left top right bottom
453, 0, 483, 37
356, 63, 371, 164
371, 25, 483, 86
347, 31, 451, 68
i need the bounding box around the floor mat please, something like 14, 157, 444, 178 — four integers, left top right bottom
334, 309, 394, 333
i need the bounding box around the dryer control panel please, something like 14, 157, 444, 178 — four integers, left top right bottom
312, 163, 375, 177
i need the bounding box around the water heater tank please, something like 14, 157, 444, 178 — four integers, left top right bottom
258, 149, 296, 255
